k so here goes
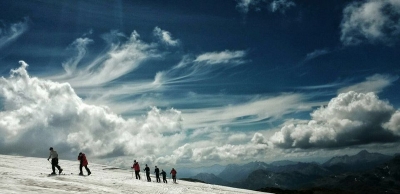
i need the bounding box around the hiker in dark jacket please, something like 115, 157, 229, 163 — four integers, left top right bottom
154, 166, 160, 183
47, 147, 63, 175
160, 169, 167, 183
144, 164, 151, 182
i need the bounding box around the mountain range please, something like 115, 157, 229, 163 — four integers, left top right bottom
322, 150, 393, 174
188, 150, 396, 193
218, 161, 271, 182
179, 164, 226, 178
190, 173, 230, 186
310, 155, 400, 194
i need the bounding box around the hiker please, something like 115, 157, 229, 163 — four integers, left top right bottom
160, 169, 167, 183
154, 166, 160, 183
77, 152, 91, 176
131, 160, 141, 180
170, 168, 177, 183
144, 164, 151, 182
47, 147, 63, 175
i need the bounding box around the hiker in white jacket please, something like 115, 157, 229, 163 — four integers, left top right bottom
47, 147, 63, 175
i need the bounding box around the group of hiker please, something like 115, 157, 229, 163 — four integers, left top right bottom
47, 147, 91, 176
47, 147, 177, 183
132, 160, 177, 183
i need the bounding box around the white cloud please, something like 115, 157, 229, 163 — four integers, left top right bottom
182, 93, 312, 129
304, 49, 330, 61
228, 133, 248, 143
147, 50, 248, 89
236, 0, 259, 13
42, 31, 253, 124
0, 18, 29, 49
156, 133, 270, 165
270, 0, 296, 13
383, 111, 400, 136
270, 91, 399, 149
4, 62, 399, 166
62, 38, 93, 75
298, 74, 398, 94
193, 50, 247, 65
0, 62, 185, 160
338, 74, 398, 94
251, 132, 269, 144
340, 0, 400, 46
42, 30, 249, 111
236, 0, 295, 14
153, 27, 179, 46
188, 126, 225, 139
1, 61, 278, 166
47, 30, 161, 87
45, 29, 222, 100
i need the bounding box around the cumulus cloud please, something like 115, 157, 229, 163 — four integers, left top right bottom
228, 133, 248, 143
0, 61, 276, 166
251, 132, 269, 144
153, 27, 179, 46
271, 91, 400, 149
155, 132, 269, 165
0, 18, 29, 49
0, 62, 185, 160
383, 111, 400, 136
338, 74, 399, 94
340, 0, 400, 46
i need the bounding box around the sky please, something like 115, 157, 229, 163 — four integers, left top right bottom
0, 154, 264, 194
1, 0, 400, 168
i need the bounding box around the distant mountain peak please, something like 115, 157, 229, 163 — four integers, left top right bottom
191, 172, 230, 185
357, 149, 370, 155
322, 150, 392, 174
269, 160, 298, 166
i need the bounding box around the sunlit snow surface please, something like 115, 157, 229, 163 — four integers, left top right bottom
0, 154, 267, 194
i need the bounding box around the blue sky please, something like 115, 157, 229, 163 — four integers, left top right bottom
1, 0, 400, 167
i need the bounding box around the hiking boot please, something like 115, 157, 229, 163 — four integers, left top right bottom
88, 172, 91, 176
79, 173, 84, 176
50, 172, 56, 175
59, 169, 63, 175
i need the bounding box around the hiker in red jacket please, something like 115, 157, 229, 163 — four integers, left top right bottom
131, 160, 141, 180
170, 168, 177, 183
78, 152, 91, 176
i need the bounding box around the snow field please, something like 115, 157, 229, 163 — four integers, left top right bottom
0, 154, 268, 194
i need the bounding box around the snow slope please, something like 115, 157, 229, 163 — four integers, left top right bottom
0, 154, 268, 194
